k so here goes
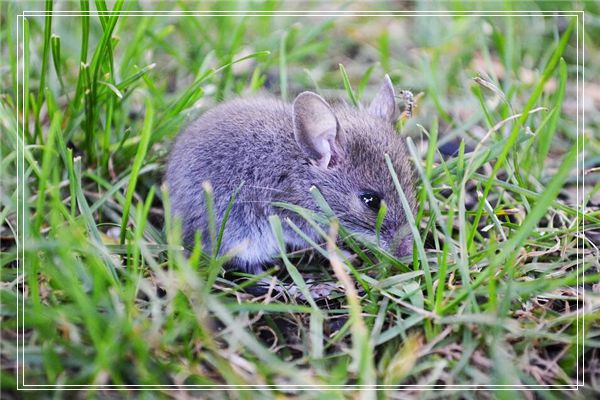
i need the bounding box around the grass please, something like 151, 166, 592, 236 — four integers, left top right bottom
1, 0, 599, 398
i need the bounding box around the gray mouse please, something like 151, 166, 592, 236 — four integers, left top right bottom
165, 75, 416, 274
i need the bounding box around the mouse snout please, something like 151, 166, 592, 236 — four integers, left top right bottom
389, 231, 414, 258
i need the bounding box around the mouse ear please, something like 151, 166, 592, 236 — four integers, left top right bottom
368, 74, 399, 124
293, 92, 340, 169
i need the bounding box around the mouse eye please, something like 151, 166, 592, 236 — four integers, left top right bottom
359, 192, 382, 211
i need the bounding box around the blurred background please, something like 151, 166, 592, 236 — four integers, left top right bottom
4, 1, 597, 177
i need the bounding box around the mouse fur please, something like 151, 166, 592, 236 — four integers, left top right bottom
165, 75, 416, 274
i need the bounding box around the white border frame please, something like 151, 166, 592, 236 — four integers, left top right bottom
14, 7, 586, 392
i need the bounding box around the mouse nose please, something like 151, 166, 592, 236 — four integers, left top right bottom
390, 233, 413, 258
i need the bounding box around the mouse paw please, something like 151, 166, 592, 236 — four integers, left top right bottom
307, 282, 340, 300
250, 277, 340, 301
286, 281, 340, 301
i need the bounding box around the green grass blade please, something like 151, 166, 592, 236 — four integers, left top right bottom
23, 17, 30, 142
50, 34, 64, 90
33, 113, 61, 233
385, 154, 433, 303
279, 31, 288, 101
537, 58, 568, 172
339, 63, 358, 107
72, 157, 119, 284
441, 140, 581, 314
34, 0, 53, 134
119, 98, 154, 244
215, 182, 244, 257
467, 18, 575, 249
269, 215, 321, 312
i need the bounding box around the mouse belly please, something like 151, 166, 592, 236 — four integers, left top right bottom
222, 217, 313, 274
230, 237, 278, 274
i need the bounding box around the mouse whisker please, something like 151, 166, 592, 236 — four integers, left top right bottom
232, 200, 273, 204
333, 212, 375, 228
216, 184, 288, 194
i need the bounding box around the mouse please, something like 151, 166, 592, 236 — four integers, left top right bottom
165, 75, 416, 275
